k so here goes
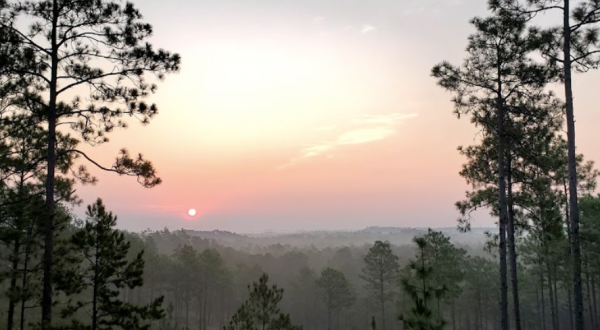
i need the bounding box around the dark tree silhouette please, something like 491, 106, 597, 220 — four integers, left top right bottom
0, 1, 180, 326
224, 273, 301, 330
57, 198, 164, 330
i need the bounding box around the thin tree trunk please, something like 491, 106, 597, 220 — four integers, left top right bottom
585, 262, 595, 329
42, 1, 60, 327
185, 297, 189, 330
562, 1, 584, 329
496, 59, 510, 330
565, 275, 574, 330
452, 301, 457, 330
380, 275, 386, 330
92, 251, 99, 330
7, 239, 20, 330
552, 271, 559, 330
507, 157, 522, 330
547, 264, 558, 330
327, 300, 332, 330
536, 285, 542, 330
203, 285, 208, 330
592, 272, 599, 330
19, 244, 31, 330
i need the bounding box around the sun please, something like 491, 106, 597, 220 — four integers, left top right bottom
187, 208, 197, 216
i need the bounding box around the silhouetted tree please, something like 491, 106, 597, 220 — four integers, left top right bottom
488, 1, 600, 327
224, 273, 301, 330
361, 241, 399, 330
58, 199, 164, 330
400, 237, 447, 330
432, 10, 552, 330
0, 1, 180, 326
316, 268, 355, 330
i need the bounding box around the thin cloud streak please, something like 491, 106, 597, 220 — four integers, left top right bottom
278, 112, 418, 170
361, 24, 377, 34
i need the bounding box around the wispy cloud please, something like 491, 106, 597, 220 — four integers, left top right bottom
337, 127, 395, 145
278, 112, 418, 170
361, 24, 377, 34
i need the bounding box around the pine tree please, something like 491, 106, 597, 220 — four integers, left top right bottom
488, 1, 600, 328
316, 267, 356, 330
432, 10, 553, 330
57, 198, 164, 330
0, 2, 180, 325
290, 267, 319, 330
224, 273, 301, 330
0, 95, 83, 329
419, 229, 467, 322
360, 241, 400, 330
399, 237, 447, 330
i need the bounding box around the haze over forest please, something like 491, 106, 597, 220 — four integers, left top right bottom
3, 0, 600, 330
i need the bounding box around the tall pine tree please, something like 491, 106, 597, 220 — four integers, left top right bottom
360, 240, 400, 330
57, 198, 164, 330
0, 2, 180, 325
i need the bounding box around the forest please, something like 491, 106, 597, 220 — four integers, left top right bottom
2, 0, 600, 329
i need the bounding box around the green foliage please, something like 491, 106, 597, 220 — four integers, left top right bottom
56, 198, 164, 330
316, 267, 355, 330
361, 241, 399, 302
399, 237, 446, 330
361, 240, 399, 330
418, 229, 467, 300
224, 273, 301, 330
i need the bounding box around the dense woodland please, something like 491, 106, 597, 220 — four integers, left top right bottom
2, 0, 600, 329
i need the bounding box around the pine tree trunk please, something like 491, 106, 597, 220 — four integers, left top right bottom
203, 286, 208, 330
200, 293, 205, 330
541, 272, 547, 330
327, 297, 332, 330
567, 276, 574, 330
92, 246, 99, 330
380, 277, 386, 330
592, 271, 599, 330
562, 1, 585, 329
547, 264, 558, 330
535, 285, 544, 330
554, 275, 561, 330
507, 157, 522, 330
496, 63, 510, 330
41, 1, 59, 327
19, 245, 30, 330
185, 297, 189, 330
585, 262, 595, 329
7, 239, 20, 330
452, 300, 457, 330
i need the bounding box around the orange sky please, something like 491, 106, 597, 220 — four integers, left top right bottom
73, 0, 600, 232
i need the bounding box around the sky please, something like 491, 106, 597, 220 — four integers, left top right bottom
73, 0, 600, 233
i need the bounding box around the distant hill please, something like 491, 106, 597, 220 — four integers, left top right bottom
174, 226, 494, 250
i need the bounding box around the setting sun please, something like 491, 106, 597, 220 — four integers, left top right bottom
188, 209, 197, 216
